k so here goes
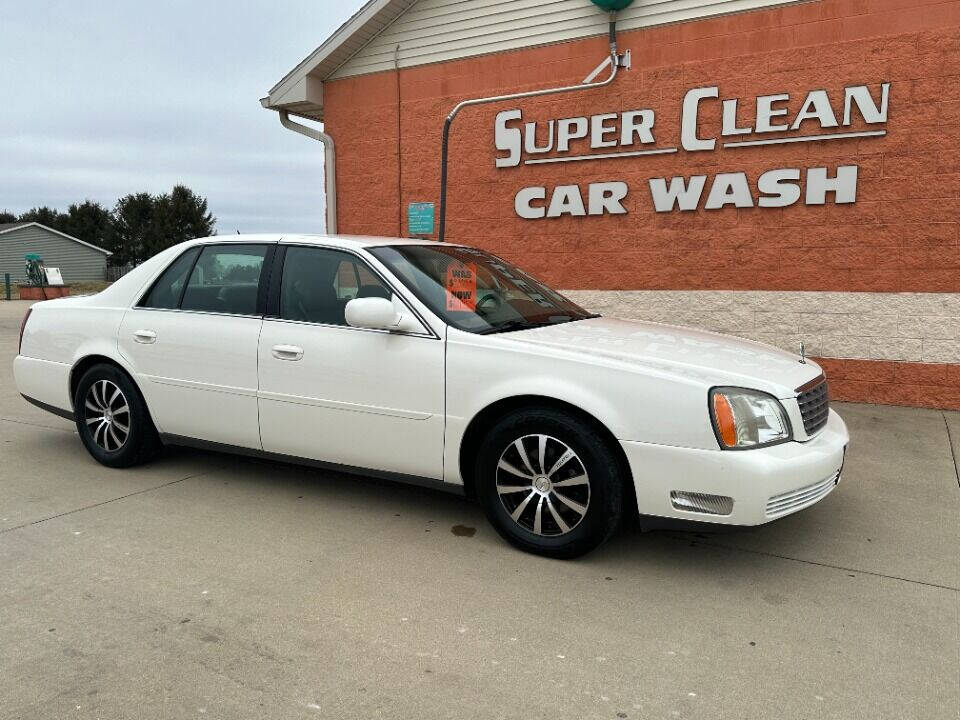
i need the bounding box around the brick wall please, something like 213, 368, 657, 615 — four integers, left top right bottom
323, 0, 960, 408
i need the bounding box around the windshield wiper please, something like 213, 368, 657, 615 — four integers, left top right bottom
477, 319, 556, 335
477, 314, 598, 335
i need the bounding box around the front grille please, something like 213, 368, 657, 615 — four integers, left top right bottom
797, 379, 829, 436
765, 469, 840, 517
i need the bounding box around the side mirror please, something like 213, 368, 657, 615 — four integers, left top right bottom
345, 295, 426, 334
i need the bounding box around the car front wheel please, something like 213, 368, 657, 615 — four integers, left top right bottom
475, 407, 625, 559
74, 363, 160, 468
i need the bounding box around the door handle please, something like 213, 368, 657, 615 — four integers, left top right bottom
271, 344, 304, 361
133, 330, 157, 344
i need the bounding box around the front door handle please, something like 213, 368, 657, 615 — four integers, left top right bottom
271, 344, 304, 361
133, 329, 157, 344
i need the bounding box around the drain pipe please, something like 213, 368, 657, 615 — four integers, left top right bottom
437, 13, 625, 242
277, 110, 338, 234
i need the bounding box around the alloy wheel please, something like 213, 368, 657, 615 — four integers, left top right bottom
84, 380, 130, 452
495, 434, 591, 537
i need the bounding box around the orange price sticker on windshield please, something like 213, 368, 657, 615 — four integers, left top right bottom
445, 261, 477, 311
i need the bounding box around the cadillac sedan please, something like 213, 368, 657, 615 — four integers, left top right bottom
14, 235, 848, 557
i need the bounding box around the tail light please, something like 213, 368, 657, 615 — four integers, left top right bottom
18, 307, 32, 355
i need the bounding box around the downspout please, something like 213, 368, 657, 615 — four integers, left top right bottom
277, 109, 338, 234
394, 44, 404, 236
437, 13, 625, 242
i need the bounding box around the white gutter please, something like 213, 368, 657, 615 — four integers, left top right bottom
275, 109, 338, 234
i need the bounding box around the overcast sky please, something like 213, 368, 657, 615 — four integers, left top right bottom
0, 0, 363, 234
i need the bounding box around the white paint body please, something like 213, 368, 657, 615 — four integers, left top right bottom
14, 234, 849, 527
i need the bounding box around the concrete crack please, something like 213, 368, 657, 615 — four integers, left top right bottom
0, 416, 75, 433
0, 469, 216, 536
942, 411, 960, 492
671, 535, 960, 592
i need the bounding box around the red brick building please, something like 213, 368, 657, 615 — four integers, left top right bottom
264, 0, 960, 408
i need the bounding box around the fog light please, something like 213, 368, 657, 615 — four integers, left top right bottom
670, 491, 734, 516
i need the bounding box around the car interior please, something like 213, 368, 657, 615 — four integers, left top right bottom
141, 244, 394, 323
181, 283, 260, 315
281, 248, 390, 326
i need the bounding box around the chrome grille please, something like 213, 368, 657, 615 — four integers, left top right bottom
797, 379, 829, 436
765, 470, 840, 517
670, 491, 734, 516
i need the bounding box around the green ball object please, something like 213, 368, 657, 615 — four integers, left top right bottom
589, 0, 636, 10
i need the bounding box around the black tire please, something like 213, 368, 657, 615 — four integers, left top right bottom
475, 407, 625, 559
74, 363, 160, 468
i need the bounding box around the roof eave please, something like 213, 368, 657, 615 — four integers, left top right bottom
0, 222, 112, 255
262, 0, 418, 120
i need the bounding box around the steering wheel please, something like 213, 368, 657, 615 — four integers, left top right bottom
475, 292, 502, 316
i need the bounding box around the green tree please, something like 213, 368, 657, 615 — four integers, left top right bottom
63, 200, 113, 250
156, 185, 216, 249
0, 210, 16, 223
110, 193, 157, 266
110, 186, 215, 265
17, 206, 69, 231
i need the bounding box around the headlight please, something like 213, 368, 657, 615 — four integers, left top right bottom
710, 387, 792, 450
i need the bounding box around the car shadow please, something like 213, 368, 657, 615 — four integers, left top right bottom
156, 444, 815, 574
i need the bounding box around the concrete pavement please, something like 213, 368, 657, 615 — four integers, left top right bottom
1, 299, 957, 720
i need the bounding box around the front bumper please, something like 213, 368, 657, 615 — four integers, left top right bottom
620, 409, 849, 526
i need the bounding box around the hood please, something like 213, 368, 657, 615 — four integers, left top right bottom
503, 317, 821, 398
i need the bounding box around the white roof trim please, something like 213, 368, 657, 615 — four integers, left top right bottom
265, 0, 807, 121
0, 222, 112, 255
264, 0, 417, 119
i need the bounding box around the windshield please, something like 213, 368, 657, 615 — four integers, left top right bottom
369, 245, 597, 334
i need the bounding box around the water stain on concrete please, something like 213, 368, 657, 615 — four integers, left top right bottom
451, 524, 476, 537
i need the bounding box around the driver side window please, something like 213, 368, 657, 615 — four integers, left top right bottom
279, 247, 391, 326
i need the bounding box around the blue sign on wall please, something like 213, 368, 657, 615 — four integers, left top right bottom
407, 202, 435, 235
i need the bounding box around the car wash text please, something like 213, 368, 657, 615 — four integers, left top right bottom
494, 83, 890, 218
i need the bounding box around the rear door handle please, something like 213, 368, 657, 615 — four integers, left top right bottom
271, 344, 304, 361
133, 330, 157, 344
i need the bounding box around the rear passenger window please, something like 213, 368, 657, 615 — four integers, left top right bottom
140, 247, 200, 309
180, 245, 268, 316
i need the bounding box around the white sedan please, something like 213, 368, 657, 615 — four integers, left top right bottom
14, 235, 849, 557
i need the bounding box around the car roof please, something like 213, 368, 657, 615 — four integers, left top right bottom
184, 234, 464, 250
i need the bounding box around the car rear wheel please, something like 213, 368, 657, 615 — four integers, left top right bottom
475, 407, 625, 558
74, 364, 160, 468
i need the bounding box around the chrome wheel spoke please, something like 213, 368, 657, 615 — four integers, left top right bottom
514, 439, 537, 476
113, 404, 129, 417
546, 499, 570, 534
498, 459, 533, 480
85, 399, 101, 413
113, 420, 129, 434
93, 420, 108, 447
86, 415, 104, 426
497, 485, 531, 495
552, 490, 587, 517
546, 448, 575, 479
108, 386, 122, 408
533, 495, 545, 535
553, 474, 588, 488
107, 425, 122, 450
537, 435, 547, 475
510, 491, 537, 522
